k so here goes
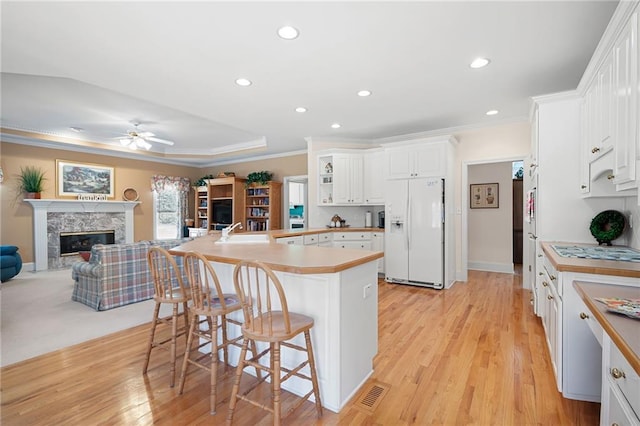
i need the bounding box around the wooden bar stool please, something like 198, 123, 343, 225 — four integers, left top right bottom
177, 251, 245, 415
227, 260, 323, 425
142, 246, 190, 387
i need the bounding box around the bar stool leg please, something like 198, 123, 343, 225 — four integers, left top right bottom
305, 330, 323, 417
272, 342, 282, 426
227, 338, 250, 424
142, 302, 161, 374
177, 311, 198, 394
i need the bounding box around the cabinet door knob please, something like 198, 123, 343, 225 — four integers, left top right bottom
591, 147, 600, 153
550, 275, 556, 281
607, 174, 615, 180
538, 272, 543, 276
579, 312, 589, 320
547, 295, 553, 300
542, 281, 548, 287
610, 367, 625, 379
580, 184, 587, 189
537, 254, 542, 257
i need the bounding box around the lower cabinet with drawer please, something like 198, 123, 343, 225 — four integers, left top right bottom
332, 232, 372, 250
275, 235, 303, 245
539, 245, 638, 402
601, 334, 640, 426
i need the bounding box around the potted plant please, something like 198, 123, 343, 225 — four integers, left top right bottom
246, 171, 273, 187
17, 166, 46, 199
194, 174, 215, 188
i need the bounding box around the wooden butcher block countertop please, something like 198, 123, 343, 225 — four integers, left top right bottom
541, 242, 640, 278
574, 281, 640, 375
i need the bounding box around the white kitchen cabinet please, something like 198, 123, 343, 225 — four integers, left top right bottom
318, 152, 365, 205
333, 232, 372, 250
385, 142, 445, 179
303, 233, 319, 245
318, 233, 332, 247
601, 333, 640, 426
537, 246, 638, 402
363, 149, 384, 205
275, 235, 303, 246
538, 254, 561, 386
371, 232, 384, 274
613, 11, 638, 188
333, 153, 364, 204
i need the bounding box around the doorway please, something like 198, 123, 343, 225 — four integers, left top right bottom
463, 157, 525, 282
283, 176, 308, 230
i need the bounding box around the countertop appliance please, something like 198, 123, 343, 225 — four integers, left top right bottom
385, 177, 444, 289
378, 211, 385, 228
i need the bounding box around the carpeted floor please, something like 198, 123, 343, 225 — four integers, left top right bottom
0, 268, 172, 367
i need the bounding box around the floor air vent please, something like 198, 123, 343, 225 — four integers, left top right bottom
355, 381, 390, 413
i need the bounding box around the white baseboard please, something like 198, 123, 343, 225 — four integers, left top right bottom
468, 261, 514, 274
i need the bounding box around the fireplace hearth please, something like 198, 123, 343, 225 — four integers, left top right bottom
60, 230, 115, 256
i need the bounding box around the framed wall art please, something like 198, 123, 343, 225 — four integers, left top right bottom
56, 160, 115, 198
470, 183, 499, 209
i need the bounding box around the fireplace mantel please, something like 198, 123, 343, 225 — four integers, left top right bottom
24, 199, 140, 271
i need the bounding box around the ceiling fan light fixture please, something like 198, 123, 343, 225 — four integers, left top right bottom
138, 140, 152, 150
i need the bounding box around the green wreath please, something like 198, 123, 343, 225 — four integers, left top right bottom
589, 210, 625, 245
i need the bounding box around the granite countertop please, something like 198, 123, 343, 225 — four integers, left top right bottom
541, 242, 640, 278
573, 281, 640, 375
170, 233, 383, 275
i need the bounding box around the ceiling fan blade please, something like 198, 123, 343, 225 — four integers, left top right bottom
146, 136, 174, 146
137, 131, 155, 138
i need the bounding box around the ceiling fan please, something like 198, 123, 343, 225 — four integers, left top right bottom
119, 123, 174, 151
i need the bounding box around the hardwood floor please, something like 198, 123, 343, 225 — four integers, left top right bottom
1, 270, 599, 425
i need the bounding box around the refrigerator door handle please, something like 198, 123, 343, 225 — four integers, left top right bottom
406, 192, 411, 249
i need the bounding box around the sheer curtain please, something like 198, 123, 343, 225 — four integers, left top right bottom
150, 175, 191, 238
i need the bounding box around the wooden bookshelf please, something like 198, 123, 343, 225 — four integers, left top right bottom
245, 181, 282, 231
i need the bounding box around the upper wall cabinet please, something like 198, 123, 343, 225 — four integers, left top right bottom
579, 6, 639, 197
318, 151, 367, 205
385, 142, 446, 179
363, 149, 384, 204
612, 11, 638, 187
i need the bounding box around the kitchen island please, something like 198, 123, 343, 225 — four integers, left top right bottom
169, 233, 383, 413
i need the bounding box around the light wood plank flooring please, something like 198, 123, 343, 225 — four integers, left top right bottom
1, 270, 599, 425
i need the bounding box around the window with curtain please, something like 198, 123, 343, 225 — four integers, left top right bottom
150, 175, 191, 240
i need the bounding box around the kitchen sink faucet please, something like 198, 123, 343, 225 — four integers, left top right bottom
221, 222, 243, 241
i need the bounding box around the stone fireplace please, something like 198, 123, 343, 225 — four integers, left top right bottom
24, 199, 139, 271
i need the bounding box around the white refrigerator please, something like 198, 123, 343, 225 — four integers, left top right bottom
384, 177, 444, 289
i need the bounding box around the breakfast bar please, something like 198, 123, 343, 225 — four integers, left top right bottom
170, 234, 383, 413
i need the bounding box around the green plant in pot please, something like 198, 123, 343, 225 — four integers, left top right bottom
17, 166, 46, 199
246, 171, 273, 187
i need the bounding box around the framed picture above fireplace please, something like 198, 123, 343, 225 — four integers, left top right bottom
56, 160, 115, 199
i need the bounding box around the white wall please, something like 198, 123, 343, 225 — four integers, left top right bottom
453, 121, 532, 280
468, 162, 515, 273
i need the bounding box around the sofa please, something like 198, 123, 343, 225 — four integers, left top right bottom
1, 245, 23, 282
71, 238, 193, 311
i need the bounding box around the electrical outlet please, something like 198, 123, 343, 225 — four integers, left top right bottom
363, 283, 372, 299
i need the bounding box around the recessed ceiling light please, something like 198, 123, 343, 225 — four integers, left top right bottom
357, 90, 371, 97
277, 26, 299, 40
331, 123, 341, 129
486, 109, 499, 116
235, 78, 252, 87
470, 57, 491, 69
295, 107, 307, 113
